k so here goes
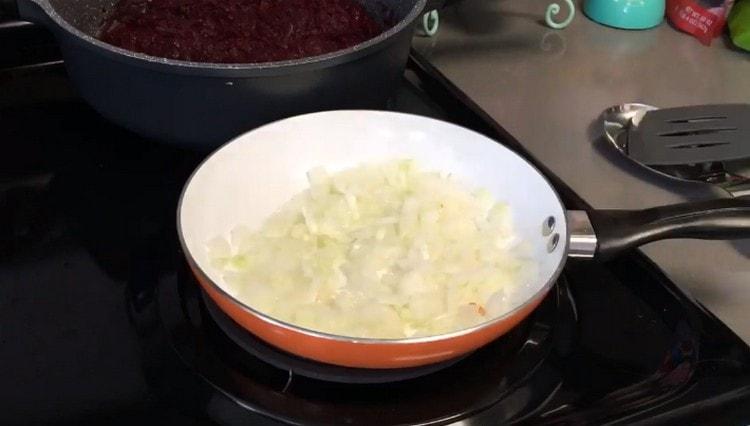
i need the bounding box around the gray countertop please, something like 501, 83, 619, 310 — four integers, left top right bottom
414, 0, 750, 342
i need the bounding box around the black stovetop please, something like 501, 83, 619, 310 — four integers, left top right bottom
2, 23, 750, 426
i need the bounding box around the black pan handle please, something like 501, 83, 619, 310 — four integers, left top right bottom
589, 198, 750, 260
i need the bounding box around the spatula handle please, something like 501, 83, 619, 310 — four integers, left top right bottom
720, 174, 750, 198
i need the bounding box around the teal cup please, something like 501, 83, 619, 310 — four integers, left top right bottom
584, 0, 665, 29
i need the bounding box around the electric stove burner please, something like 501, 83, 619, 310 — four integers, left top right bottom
201, 292, 468, 384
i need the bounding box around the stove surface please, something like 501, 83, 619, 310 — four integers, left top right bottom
2, 25, 750, 426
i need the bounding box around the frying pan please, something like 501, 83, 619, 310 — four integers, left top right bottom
1, 0, 453, 148
178, 110, 750, 369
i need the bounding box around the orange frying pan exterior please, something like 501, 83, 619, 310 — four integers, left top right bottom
176, 111, 569, 370
191, 263, 549, 369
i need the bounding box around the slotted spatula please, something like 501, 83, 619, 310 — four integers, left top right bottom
628, 104, 750, 166
603, 103, 750, 197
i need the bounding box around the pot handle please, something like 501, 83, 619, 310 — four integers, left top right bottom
425, 0, 446, 11
0, 0, 18, 20
12, 0, 50, 25
587, 198, 750, 260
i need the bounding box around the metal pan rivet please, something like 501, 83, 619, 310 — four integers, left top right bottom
542, 216, 556, 236
547, 233, 560, 252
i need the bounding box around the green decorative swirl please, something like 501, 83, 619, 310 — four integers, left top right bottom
545, 0, 575, 29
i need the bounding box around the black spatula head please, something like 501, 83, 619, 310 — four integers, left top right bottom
602, 103, 750, 198
628, 104, 750, 166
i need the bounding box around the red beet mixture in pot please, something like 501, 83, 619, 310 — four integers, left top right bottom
99, 0, 385, 63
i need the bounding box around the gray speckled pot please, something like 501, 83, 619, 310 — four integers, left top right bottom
16, 0, 430, 148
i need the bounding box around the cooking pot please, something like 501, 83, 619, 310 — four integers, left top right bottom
2, 0, 452, 147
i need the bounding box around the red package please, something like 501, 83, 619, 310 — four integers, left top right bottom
667, 0, 734, 44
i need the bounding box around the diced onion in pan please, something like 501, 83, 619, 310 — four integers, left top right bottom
208, 160, 535, 339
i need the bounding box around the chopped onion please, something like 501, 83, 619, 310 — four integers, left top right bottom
208, 160, 535, 339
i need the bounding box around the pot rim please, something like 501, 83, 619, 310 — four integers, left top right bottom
28, 0, 427, 75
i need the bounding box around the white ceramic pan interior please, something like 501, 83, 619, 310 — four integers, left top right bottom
179, 110, 569, 321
